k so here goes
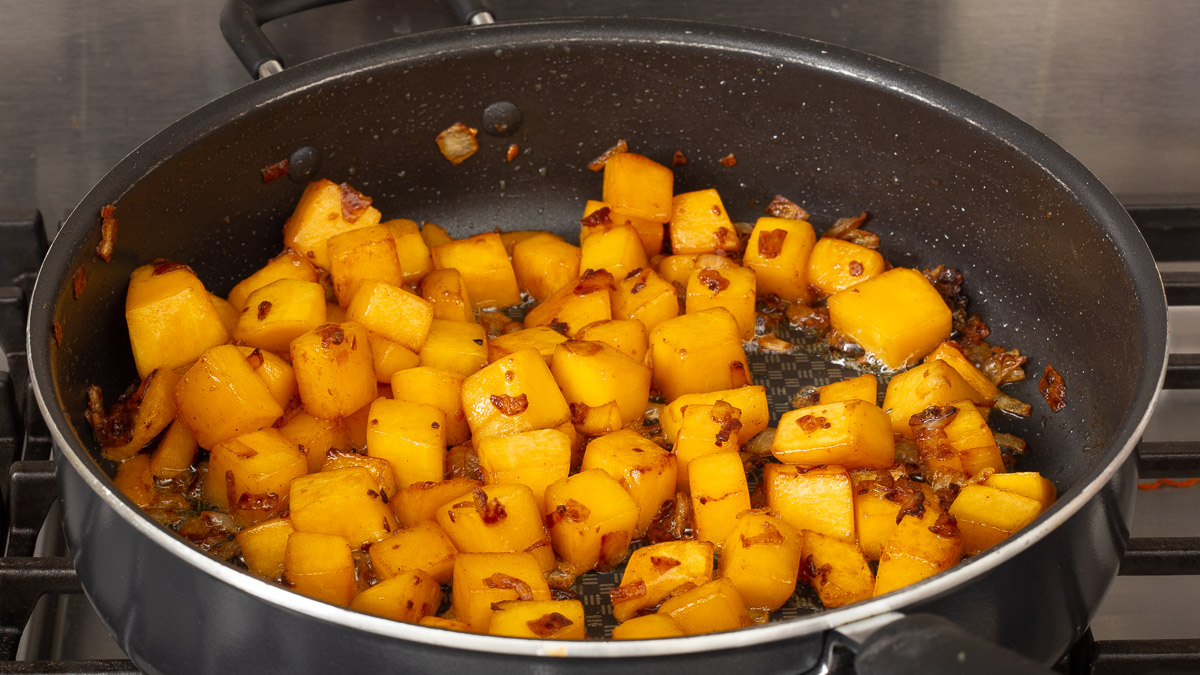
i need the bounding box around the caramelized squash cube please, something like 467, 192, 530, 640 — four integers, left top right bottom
801, 529, 875, 608
611, 614, 686, 640
327, 224, 405, 308
689, 452, 752, 546
850, 471, 909, 561
419, 268, 475, 322
581, 429, 678, 538
366, 398, 446, 489
228, 249, 319, 311
488, 600, 587, 639
235, 346, 298, 409
477, 428, 572, 504
882, 360, 986, 438
283, 531, 356, 607
943, 399, 1005, 476
819, 373, 878, 406
656, 253, 737, 289
461, 348, 571, 442
419, 319, 488, 379
487, 326, 568, 365
718, 513, 804, 611
113, 454, 153, 508
450, 552, 552, 633
204, 428, 307, 525
984, 472, 1057, 511
149, 419, 198, 479
368, 520, 459, 583
661, 386, 769, 445
210, 293, 239, 335
320, 448, 398, 499
234, 279, 327, 353
949, 484, 1044, 554
657, 578, 752, 635
421, 222, 454, 249
102, 368, 181, 461
125, 262, 230, 378
583, 200, 665, 257
350, 570, 443, 623
431, 232, 522, 309
611, 540, 714, 622
367, 333, 421, 384
580, 223, 649, 278
685, 266, 757, 340
174, 345, 284, 449
742, 217, 818, 303
874, 503, 963, 597
282, 179, 382, 270
390, 367, 470, 447
807, 237, 886, 296
674, 401, 741, 491
601, 152, 673, 223
236, 517, 294, 580
346, 280, 433, 353
290, 322, 377, 420
612, 267, 678, 334
278, 410, 350, 473
575, 319, 648, 363
827, 268, 951, 370
435, 483, 554, 572
512, 233, 582, 301
764, 464, 855, 542
551, 340, 651, 430
544, 469, 640, 576
771, 399, 895, 469
669, 189, 740, 255
384, 219, 434, 285
649, 308, 751, 401
392, 478, 482, 528
289, 466, 399, 547
924, 341, 1000, 401
524, 270, 614, 337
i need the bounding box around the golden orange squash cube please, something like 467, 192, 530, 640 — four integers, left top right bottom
771, 399, 895, 469
685, 266, 757, 340
718, 512, 804, 611
174, 345, 284, 449
807, 237, 886, 296
849, 471, 911, 561
742, 217, 817, 303
611, 540, 714, 622
524, 270, 615, 337
673, 401, 741, 491
436, 483, 554, 572
649, 308, 751, 402
689, 452, 752, 546
149, 419, 198, 479
827, 268, 952, 370
581, 429, 678, 538
949, 484, 1044, 554
984, 472, 1057, 511
661, 386, 769, 445
657, 578, 752, 635
278, 410, 350, 473
236, 517, 294, 581
419, 268, 475, 322
882, 359, 987, 438
461, 348, 571, 443
487, 326, 567, 365
234, 346, 298, 410
365, 398, 446, 489
392, 477, 482, 528
582, 200, 665, 257
113, 455, 153, 508
282, 179, 382, 270
419, 319, 488, 379
512, 233, 582, 301
802, 529, 875, 608
284, 531, 356, 607
611, 266, 678, 334
450, 552, 552, 633
101, 368, 181, 461
924, 341, 1000, 401
601, 152, 673, 223
319, 449, 398, 499
210, 293, 239, 335
819, 373, 878, 406
350, 570, 443, 623
874, 504, 963, 597
476, 428, 572, 504
125, 262, 230, 378
431, 232, 522, 309
488, 600, 587, 639
656, 253, 737, 289
290, 322, 377, 420
384, 219, 434, 285
943, 399, 1006, 476
611, 614, 686, 640
668, 189, 740, 255
234, 279, 327, 353
579, 223, 649, 278
204, 428, 307, 525
368, 519, 459, 583
289, 466, 399, 547
574, 319, 648, 363
390, 367, 470, 447
764, 464, 855, 542
327, 224, 405, 308
367, 333, 420, 384
544, 469, 640, 576
551, 340, 651, 431
346, 280, 434, 353
228, 248, 319, 311
421, 222, 453, 249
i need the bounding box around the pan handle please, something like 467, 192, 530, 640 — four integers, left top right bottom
219, 0, 495, 79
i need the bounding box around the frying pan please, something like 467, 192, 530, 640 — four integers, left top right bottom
26, 4, 1167, 673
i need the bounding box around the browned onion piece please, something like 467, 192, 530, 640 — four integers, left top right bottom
435, 122, 480, 166
823, 211, 868, 239
994, 392, 1032, 418
587, 139, 628, 172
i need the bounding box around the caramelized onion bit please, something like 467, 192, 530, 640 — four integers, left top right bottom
473, 488, 508, 524
740, 522, 784, 547
97, 205, 119, 262
789, 386, 821, 410
581, 206, 612, 228
483, 573, 534, 600
757, 229, 788, 259
257, 301, 272, 321
928, 512, 960, 538
574, 269, 615, 296
490, 393, 529, 416
609, 579, 646, 603
436, 122, 480, 166
527, 612, 573, 637
152, 259, 193, 276
719, 153, 738, 167
672, 150, 688, 166
588, 139, 628, 172
1038, 365, 1067, 412
260, 159, 290, 184
994, 392, 1032, 418
896, 490, 927, 524
823, 211, 868, 240
338, 183, 373, 222
316, 324, 345, 347
764, 195, 809, 221
506, 144, 520, 162
72, 267, 87, 300
697, 269, 730, 292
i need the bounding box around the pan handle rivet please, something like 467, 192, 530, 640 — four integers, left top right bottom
288, 146, 322, 183
482, 101, 522, 137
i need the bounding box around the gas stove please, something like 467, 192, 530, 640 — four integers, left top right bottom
1, 1, 1197, 672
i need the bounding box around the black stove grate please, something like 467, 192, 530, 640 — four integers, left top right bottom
0, 208, 1197, 673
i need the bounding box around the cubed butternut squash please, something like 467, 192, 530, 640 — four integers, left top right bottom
228, 248, 319, 311
419, 319, 488, 379
924, 341, 1000, 401
476, 428, 572, 504
660, 386, 769, 445
827, 268, 951, 370
278, 410, 350, 473
611, 614, 686, 640
210, 293, 239, 335
204, 428, 307, 526
435, 483, 554, 572
581, 429, 678, 538
685, 266, 757, 340
544, 469, 640, 576
742, 217, 817, 303
319, 448, 398, 500
656, 253, 738, 289
290, 322, 377, 420
882, 359, 987, 438
419, 268, 475, 322
611, 540, 714, 622
689, 452, 752, 546
149, 419, 198, 479
512, 233, 581, 301
949, 484, 1044, 554
771, 399, 895, 469
649, 308, 751, 402
390, 367, 470, 446
669, 189, 740, 255
384, 219, 434, 285
174, 344, 284, 449
236, 517, 294, 580
283, 531, 356, 607
801, 529, 875, 608
327, 224, 405, 308
431, 232, 522, 309
551, 340, 651, 432
943, 399, 1006, 476
461, 348, 571, 443
611, 266, 678, 335
366, 398, 447, 489
350, 570, 443, 623
450, 552, 552, 633
289, 466, 399, 547
113, 454, 153, 508
583, 200, 664, 257
657, 578, 752, 635
984, 472, 1056, 511
346, 280, 434, 353
579, 223, 649, 278
524, 270, 615, 337
807, 237, 886, 296
488, 600, 587, 639
367, 333, 421, 384
764, 464, 855, 542
818, 373, 878, 406
392, 477, 482, 528
234, 279, 327, 353
673, 401, 741, 491
487, 326, 568, 366
282, 179, 382, 270
718, 512, 804, 611
368, 520, 459, 583
574, 319, 648, 364
601, 153, 673, 223
874, 503, 963, 597
125, 262, 229, 378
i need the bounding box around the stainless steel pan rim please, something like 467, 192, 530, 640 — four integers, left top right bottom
27, 17, 1170, 659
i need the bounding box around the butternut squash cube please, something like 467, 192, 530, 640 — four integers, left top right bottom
575, 319, 648, 363
125, 262, 230, 378
327, 224, 405, 308
384, 219, 434, 285
551, 340, 651, 431
368, 520, 459, 583
850, 471, 934, 561
419, 268, 475, 322
204, 428, 307, 525
477, 428, 571, 504
742, 217, 817, 303
113, 455, 153, 508
544, 469, 640, 576
583, 200, 665, 257
669, 189, 740, 255
289, 466, 399, 547
391, 367, 470, 446
580, 429, 678, 538
874, 503, 963, 597
436, 483, 554, 572
367, 333, 421, 384
283, 531, 356, 607
350, 570, 443, 623
487, 326, 568, 365
342, 399, 373, 450
661, 386, 769, 445
882, 359, 986, 438
461, 348, 571, 442
819, 373, 878, 406
101, 368, 181, 461
924, 341, 1000, 401
949, 484, 1044, 554
601, 152, 674, 223
984, 472, 1057, 511
346, 280, 433, 353
431, 232, 522, 309
450, 552, 552, 633
320, 448, 398, 499
524, 270, 614, 337
393, 478, 482, 528
689, 452, 752, 546
764, 464, 855, 542
943, 399, 1005, 476
649, 308, 751, 402
279, 410, 350, 473
210, 293, 239, 335
685, 266, 757, 340
488, 599, 587, 639
149, 419, 198, 479
827, 268, 952, 370
656, 253, 737, 288
580, 223, 649, 278
234, 279, 327, 353
498, 230, 545, 255
174, 345, 284, 449
657, 578, 752, 635
419, 319, 488, 379
421, 222, 454, 249
674, 401, 741, 491
807, 237, 886, 296
282, 179, 382, 270
771, 400, 895, 469
236, 517, 294, 580
718, 513, 804, 611
802, 529, 875, 608
512, 233, 581, 301
612, 267, 678, 334
366, 398, 446, 489
228, 248, 319, 311
290, 322, 377, 420
611, 540, 715, 622
234, 346, 298, 409
611, 614, 686, 640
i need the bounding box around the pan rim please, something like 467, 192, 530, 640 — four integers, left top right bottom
28, 16, 1169, 659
